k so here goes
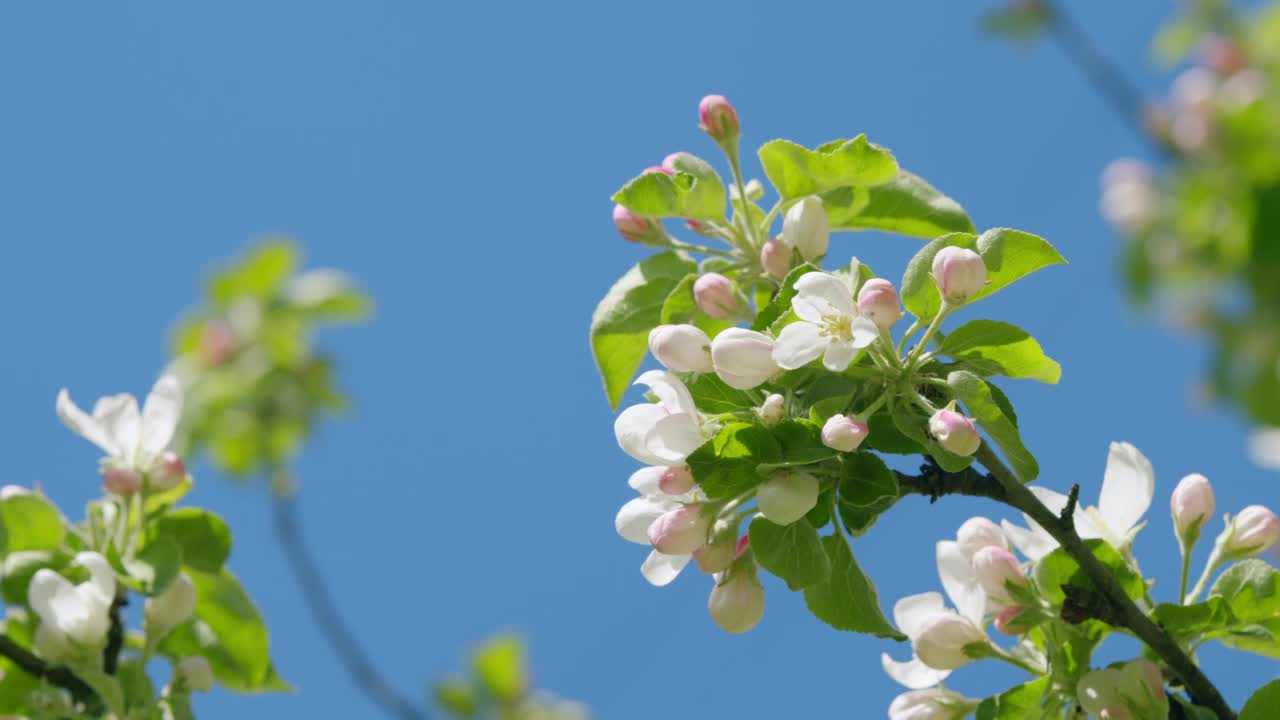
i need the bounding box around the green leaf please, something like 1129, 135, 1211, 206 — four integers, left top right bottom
752, 263, 820, 332
155, 509, 233, 574
758, 136, 898, 199
862, 411, 925, 455
749, 517, 832, 591
947, 370, 1038, 482
211, 240, 298, 305
435, 676, 479, 717
1033, 540, 1146, 605
975, 677, 1050, 719
940, 320, 1061, 384
0, 494, 65, 554
144, 478, 194, 518
802, 534, 903, 638
158, 569, 290, 693
1242, 679, 1280, 720
900, 227, 1066, 320
823, 171, 975, 238
471, 635, 526, 703
836, 453, 899, 536
1152, 598, 1238, 639
1209, 559, 1280, 623
684, 373, 756, 414
611, 155, 726, 220
1171, 695, 1223, 720
686, 423, 781, 499
590, 251, 698, 408
123, 535, 182, 596
981, 5, 1051, 43
889, 399, 973, 472
758, 419, 837, 473
2, 551, 60, 605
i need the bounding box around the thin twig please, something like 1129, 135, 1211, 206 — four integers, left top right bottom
272, 495, 429, 720
1042, 1, 1150, 136
1060, 483, 1080, 525
0, 635, 98, 708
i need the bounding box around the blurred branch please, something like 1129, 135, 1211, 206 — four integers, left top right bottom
272, 493, 429, 720
103, 596, 126, 674
1042, 1, 1150, 136
0, 635, 99, 709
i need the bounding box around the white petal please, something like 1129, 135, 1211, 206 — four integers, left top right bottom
1247, 428, 1280, 469
1001, 519, 1058, 561
1028, 486, 1099, 540
634, 370, 697, 417
28, 569, 73, 624
792, 296, 829, 323
773, 322, 826, 369
645, 413, 705, 464
822, 341, 858, 372
139, 375, 183, 460
641, 550, 690, 586
93, 393, 142, 463
75, 552, 116, 606
936, 541, 985, 624
55, 390, 116, 455
627, 466, 668, 496
893, 592, 945, 639
1098, 442, 1154, 538
794, 272, 856, 317
615, 496, 674, 545
881, 652, 951, 690
849, 315, 880, 348
614, 404, 668, 466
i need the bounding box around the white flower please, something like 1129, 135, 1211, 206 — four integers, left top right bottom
613, 371, 708, 466
710, 328, 780, 389
177, 656, 215, 692
29, 552, 116, 656
57, 375, 183, 473
614, 466, 697, 586
888, 687, 978, 720
1002, 442, 1154, 560
773, 273, 878, 372
780, 196, 829, 261
145, 572, 196, 641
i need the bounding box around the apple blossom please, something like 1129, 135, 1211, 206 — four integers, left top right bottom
756, 393, 786, 427
756, 471, 819, 525
1077, 659, 1167, 720
102, 467, 142, 496
28, 552, 116, 655
647, 324, 713, 373
887, 688, 978, 720
614, 370, 708, 466
773, 272, 879, 372
928, 405, 980, 457
760, 237, 791, 279
698, 94, 739, 145
1170, 473, 1215, 543
612, 203, 660, 243
955, 517, 1007, 562
647, 503, 713, 555
615, 467, 698, 586
710, 328, 779, 389
57, 375, 183, 477
1100, 159, 1157, 232
1224, 505, 1280, 557
178, 656, 215, 692
970, 546, 1027, 606
708, 567, 764, 634
693, 273, 745, 320
145, 572, 197, 641
1200, 34, 1247, 76
855, 278, 902, 332
912, 605, 990, 670
781, 196, 830, 262
821, 414, 868, 452
930, 247, 986, 305
693, 535, 736, 574
657, 465, 695, 495
1220, 68, 1264, 109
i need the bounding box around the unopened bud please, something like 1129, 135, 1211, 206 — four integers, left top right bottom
1200, 34, 1247, 76
0, 485, 31, 500
613, 204, 661, 243
686, 219, 714, 237
956, 517, 1008, 561
708, 569, 764, 633
756, 394, 786, 427
145, 573, 196, 640
647, 504, 712, 555
1170, 473, 1215, 543
756, 471, 819, 526
150, 451, 187, 492
693, 273, 744, 320
931, 247, 987, 305
888, 688, 977, 720
647, 324, 713, 373
821, 415, 868, 452
993, 605, 1028, 636
177, 656, 214, 692
657, 466, 695, 496
913, 612, 989, 670
971, 546, 1027, 606
760, 237, 791, 279
197, 319, 236, 367
781, 196, 830, 262
710, 328, 779, 390
928, 404, 981, 456
102, 467, 142, 496
856, 278, 902, 332
698, 95, 739, 146
693, 536, 735, 574
1225, 505, 1280, 557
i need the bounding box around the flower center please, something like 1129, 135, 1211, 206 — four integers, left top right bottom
819, 313, 853, 342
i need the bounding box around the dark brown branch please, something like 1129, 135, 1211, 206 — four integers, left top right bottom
272, 494, 429, 720
894, 457, 1008, 504
0, 635, 98, 709
103, 596, 126, 675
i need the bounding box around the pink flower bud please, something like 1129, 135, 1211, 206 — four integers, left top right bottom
613, 204, 659, 243
1227, 505, 1280, 556
756, 471, 819, 525
647, 503, 712, 555
102, 467, 142, 496
735, 534, 750, 556
693, 273, 743, 319
642, 164, 673, 176
658, 466, 695, 496
781, 196, 829, 262
1200, 35, 1246, 76
647, 324, 713, 373
913, 612, 989, 670
760, 237, 791, 279
821, 415, 868, 452
710, 328, 779, 390
993, 605, 1027, 635
698, 95, 739, 145
757, 393, 786, 427
693, 536, 735, 574
686, 219, 713, 237
708, 570, 764, 633
1170, 473, 1215, 540
956, 517, 1008, 561
928, 405, 981, 456
197, 319, 236, 367
971, 546, 1027, 605
930, 247, 987, 305
856, 278, 902, 332
150, 451, 187, 492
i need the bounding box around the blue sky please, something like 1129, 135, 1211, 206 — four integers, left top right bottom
1, 1, 1275, 717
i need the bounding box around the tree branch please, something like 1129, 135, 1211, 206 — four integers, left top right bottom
894, 458, 1007, 504
272, 495, 429, 720
0, 635, 99, 709
103, 596, 126, 675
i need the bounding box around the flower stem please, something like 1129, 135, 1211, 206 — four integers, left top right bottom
1179, 544, 1193, 606
1185, 545, 1224, 606
725, 147, 760, 251
905, 304, 950, 370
